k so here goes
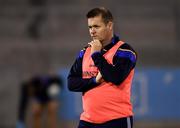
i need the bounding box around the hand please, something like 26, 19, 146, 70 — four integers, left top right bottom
88, 40, 102, 55
96, 72, 104, 84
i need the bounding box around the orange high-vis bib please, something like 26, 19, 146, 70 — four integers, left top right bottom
81, 41, 134, 123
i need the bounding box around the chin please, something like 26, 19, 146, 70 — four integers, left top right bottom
92, 37, 98, 40
93, 37, 101, 41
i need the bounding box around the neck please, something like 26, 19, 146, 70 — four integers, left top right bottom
102, 33, 113, 48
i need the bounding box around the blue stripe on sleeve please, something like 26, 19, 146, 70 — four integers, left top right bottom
115, 50, 136, 63
77, 50, 85, 58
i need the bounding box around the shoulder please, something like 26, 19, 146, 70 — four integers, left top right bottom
115, 42, 137, 62
77, 46, 88, 59
119, 43, 136, 54
30, 76, 41, 85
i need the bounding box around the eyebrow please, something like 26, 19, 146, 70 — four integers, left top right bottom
88, 25, 100, 28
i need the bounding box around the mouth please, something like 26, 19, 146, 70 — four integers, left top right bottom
92, 36, 98, 39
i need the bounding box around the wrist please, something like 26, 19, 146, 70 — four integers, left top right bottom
91, 51, 101, 57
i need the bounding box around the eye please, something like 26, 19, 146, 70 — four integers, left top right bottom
88, 26, 92, 29
94, 25, 100, 28
88, 25, 100, 30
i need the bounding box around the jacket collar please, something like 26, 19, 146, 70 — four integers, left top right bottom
103, 34, 120, 51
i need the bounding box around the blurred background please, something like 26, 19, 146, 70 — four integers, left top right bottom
0, 0, 180, 127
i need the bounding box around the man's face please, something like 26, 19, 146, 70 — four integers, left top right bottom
88, 15, 112, 43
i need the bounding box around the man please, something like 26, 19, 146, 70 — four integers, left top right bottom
16, 74, 63, 128
68, 7, 137, 128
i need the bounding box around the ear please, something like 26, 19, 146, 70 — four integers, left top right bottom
107, 22, 113, 30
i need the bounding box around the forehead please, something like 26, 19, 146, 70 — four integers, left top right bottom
88, 15, 105, 25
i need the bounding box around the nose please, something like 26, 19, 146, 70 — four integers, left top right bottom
90, 28, 96, 35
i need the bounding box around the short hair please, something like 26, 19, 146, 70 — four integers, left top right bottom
86, 7, 113, 24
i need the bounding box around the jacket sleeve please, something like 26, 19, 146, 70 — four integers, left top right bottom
67, 49, 99, 92
91, 43, 137, 85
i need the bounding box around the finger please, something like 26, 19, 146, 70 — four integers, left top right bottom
88, 41, 94, 46
88, 43, 92, 47
93, 39, 100, 43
